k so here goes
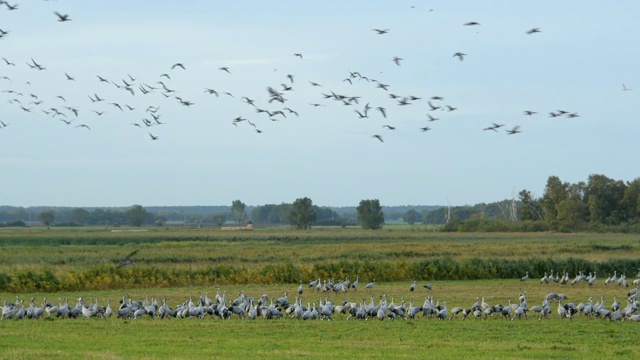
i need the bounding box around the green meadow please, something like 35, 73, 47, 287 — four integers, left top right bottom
1, 227, 639, 359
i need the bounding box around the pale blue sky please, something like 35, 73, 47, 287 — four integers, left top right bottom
1, 1, 638, 207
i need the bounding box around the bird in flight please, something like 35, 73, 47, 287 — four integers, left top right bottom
30, 58, 46, 70
65, 73, 75, 81
372, 134, 384, 142
464, 22, 480, 26
76, 124, 91, 130
149, 133, 159, 141
171, 63, 185, 70
294, 53, 303, 59
2, 57, 15, 66
428, 101, 441, 111
393, 56, 403, 66
54, 12, 71, 22
372, 28, 390, 35
117, 249, 139, 267
506, 126, 521, 135
204, 88, 219, 96
420, 126, 432, 132
523, 110, 537, 115
527, 28, 541, 35
219, 67, 231, 74
383, 125, 396, 130
622, 84, 632, 91
453, 52, 466, 61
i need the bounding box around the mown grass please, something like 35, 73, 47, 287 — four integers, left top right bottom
1, 280, 638, 359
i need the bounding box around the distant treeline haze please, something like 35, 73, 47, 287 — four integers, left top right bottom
1, 174, 639, 232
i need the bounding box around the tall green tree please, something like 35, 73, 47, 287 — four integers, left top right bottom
230, 200, 247, 225
518, 189, 544, 221
556, 182, 588, 232
289, 197, 316, 229
586, 174, 626, 225
541, 176, 568, 230
357, 199, 385, 229
403, 209, 420, 225
125, 205, 149, 227
38, 210, 55, 227
621, 178, 640, 222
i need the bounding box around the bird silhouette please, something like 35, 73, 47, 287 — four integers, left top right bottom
506, 126, 521, 135
372, 28, 390, 35
54, 12, 71, 22
117, 249, 139, 267
171, 63, 185, 70
453, 52, 466, 61
527, 27, 541, 34
372, 134, 384, 142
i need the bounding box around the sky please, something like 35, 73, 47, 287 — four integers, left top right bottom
0, 1, 638, 208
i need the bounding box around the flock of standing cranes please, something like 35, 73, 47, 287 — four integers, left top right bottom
3, 271, 640, 322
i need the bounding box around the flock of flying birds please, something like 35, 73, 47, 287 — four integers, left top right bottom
0, 3, 633, 143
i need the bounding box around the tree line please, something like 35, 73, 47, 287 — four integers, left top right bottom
0, 199, 387, 230
441, 174, 640, 233
2, 173, 638, 232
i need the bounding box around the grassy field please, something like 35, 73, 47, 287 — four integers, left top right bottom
0, 227, 639, 292
1, 227, 639, 358
1, 280, 639, 359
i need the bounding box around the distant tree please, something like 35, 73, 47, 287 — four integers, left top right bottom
155, 215, 167, 226
125, 205, 149, 227
403, 209, 420, 225
72, 208, 90, 225
230, 200, 247, 225
38, 210, 55, 227
289, 197, 316, 229
357, 199, 384, 230
212, 213, 227, 227
421, 209, 430, 224
278, 203, 293, 224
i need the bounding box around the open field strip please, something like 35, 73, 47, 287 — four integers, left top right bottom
1, 280, 639, 359
1, 228, 639, 358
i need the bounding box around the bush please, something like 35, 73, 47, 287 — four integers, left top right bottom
0, 220, 27, 227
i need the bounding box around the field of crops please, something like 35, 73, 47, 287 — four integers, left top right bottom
1, 227, 639, 358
